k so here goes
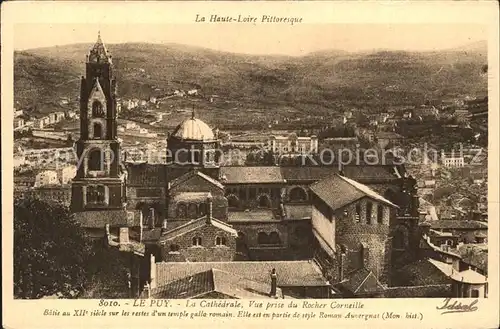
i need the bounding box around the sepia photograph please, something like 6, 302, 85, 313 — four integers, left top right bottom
2, 1, 499, 329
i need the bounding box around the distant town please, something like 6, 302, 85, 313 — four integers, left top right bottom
14, 33, 488, 300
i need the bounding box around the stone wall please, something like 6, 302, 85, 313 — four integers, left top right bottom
160, 223, 236, 262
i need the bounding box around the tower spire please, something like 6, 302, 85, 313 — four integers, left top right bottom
88, 30, 110, 63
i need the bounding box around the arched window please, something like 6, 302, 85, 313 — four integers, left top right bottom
215, 236, 226, 246
355, 204, 362, 222
377, 205, 384, 224
366, 202, 373, 224
187, 203, 198, 218
92, 101, 104, 118
289, 187, 308, 202
176, 203, 187, 218
257, 232, 269, 245
169, 244, 180, 252
192, 237, 202, 246
93, 122, 103, 139
88, 149, 103, 171
269, 232, 281, 245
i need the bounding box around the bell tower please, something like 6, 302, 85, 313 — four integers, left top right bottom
71, 32, 125, 212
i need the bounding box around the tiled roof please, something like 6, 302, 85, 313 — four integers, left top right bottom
376, 131, 404, 139
155, 260, 328, 287
126, 163, 166, 186
280, 167, 337, 182
227, 210, 279, 222
158, 217, 237, 242
430, 220, 487, 230
171, 192, 212, 203
334, 267, 385, 295
428, 258, 487, 284
169, 170, 224, 190
73, 209, 141, 228
310, 174, 397, 211
284, 204, 312, 220
150, 268, 283, 299
343, 165, 399, 181
151, 270, 213, 299
221, 166, 284, 184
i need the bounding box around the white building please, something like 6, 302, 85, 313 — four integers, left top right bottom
441, 152, 465, 168
35, 170, 59, 187
268, 133, 319, 155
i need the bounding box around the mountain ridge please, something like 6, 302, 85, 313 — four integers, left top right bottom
14, 41, 488, 121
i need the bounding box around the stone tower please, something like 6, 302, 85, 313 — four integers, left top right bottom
71, 32, 126, 212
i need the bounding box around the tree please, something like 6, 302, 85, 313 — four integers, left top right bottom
14, 196, 92, 299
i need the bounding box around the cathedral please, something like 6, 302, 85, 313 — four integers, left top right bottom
71, 34, 421, 299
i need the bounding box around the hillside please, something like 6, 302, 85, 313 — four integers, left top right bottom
14, 41, 488, 121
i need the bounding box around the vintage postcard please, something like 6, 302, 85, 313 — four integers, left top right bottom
2, 1, 499, 328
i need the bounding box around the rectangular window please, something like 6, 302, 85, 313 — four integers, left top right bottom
355, 204, 361, 222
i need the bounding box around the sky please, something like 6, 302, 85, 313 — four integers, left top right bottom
14, 23, 488, 56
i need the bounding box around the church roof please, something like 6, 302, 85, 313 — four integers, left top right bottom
73, 209, 142, 228
155, 260, 328, 288
220, 165, 399, 185
310, 174, 398, 211
280, 166, 337, 182
334, 267, 385, 295
88, 32, 111, 64
126, 163, 167, 186
169, 170, 224, 190
158, 216, 237, 242
148, 268, 283, 299
221, 166, 284, 184
171, 112, 214, 141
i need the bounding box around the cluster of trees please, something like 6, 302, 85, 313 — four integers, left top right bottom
14, 128, 33, 139
14, 196, 129, 299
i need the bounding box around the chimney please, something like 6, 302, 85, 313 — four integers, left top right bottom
207, 196, 213, 223
269, 268, 277, 298
119, 227, 129, 245
149, 254, 156, 289
161, 219, 168, 235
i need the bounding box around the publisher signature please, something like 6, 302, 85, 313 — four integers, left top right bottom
436, 298, 479, 314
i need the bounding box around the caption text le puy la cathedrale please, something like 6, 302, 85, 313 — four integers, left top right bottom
195, 14, 303, 25
42, 299, 428, 321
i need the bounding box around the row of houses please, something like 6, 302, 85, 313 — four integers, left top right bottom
14, 110, 77, 131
